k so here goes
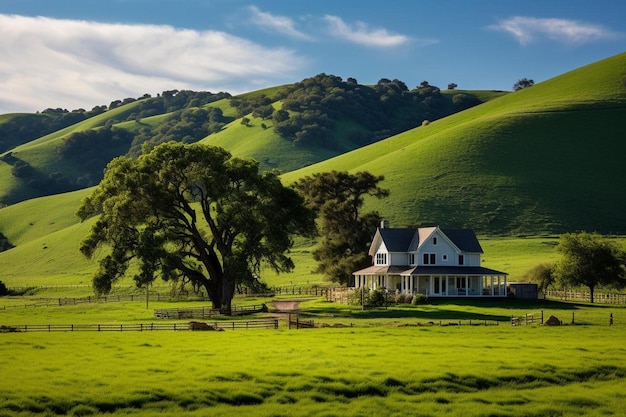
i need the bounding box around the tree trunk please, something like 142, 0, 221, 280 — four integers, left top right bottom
220, 275, 236, 315
589, 285, 595, 303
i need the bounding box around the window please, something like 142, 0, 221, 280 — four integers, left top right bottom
423, 253, 436, 265
458, 255, 464, 265
433, 237, 438, 245
442, 254, 448, 261
409, 253, 415, 264
376, 253, 387, 265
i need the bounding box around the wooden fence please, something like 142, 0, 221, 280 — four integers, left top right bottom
153, 304, 266, 318
0, 319, 279, 333
288, 314, 315, 329
545, 290, 626, 304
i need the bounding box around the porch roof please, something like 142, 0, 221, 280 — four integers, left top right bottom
401, 266, 508, 276
352, 265, 412, 275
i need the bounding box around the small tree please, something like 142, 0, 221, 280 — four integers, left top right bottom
523, 263, 555, 293
554, 232, 626, 303
447, 83, 458, 90
294, 171, 389, 285
513, 78, 535, 91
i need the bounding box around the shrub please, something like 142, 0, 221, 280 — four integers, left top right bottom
369, 289, 386, 307
395, 293, 413, 304
0, 280, 7, 296
348, 288, 387, 307
412, 293, 428, 305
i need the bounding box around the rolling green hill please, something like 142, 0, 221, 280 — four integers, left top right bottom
0, 53, 624, 288
282, 52, 626, 235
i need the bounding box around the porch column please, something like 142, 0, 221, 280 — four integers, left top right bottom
497, 276, 501, 296
503, 275, 507, 296
491, 276, 494, 296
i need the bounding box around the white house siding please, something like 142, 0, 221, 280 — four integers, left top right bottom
466, 254, 481, 266
389, 252, 407, 265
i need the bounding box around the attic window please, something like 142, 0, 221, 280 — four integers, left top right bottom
376, 253, 387, 265
433, 237, 438, 245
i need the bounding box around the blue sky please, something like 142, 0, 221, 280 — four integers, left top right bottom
0, 0, 624, 113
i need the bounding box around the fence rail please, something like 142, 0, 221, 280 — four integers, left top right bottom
0, 319, 279, 333
153, 304, 266, 319
545, 290, 626, 304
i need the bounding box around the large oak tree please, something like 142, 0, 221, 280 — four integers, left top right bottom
77, 142, 315, 313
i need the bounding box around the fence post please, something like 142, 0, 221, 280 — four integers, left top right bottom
572, 311, 575, 325
541, 310, 544, 324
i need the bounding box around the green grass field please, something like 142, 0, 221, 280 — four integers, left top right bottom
1, 297, 625, 417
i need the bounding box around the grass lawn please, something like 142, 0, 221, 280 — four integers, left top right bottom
1, 297, 625, 416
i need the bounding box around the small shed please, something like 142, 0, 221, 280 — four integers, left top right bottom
507, 283, 538, 300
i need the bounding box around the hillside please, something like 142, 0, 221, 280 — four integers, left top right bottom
0, 53, 625, 290
282, 52, 626, 235
0, 78, 495, 206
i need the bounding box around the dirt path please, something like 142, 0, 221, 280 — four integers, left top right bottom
270, 299, 305, 313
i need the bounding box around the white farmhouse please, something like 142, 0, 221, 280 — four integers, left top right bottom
352, 222, 508, 297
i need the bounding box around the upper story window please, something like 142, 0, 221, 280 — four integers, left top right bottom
409, 253, 415, 265
423, 253, 436, 265
458, 254, 464, 265
433, 237, 438, 245
376, 253, 387, 265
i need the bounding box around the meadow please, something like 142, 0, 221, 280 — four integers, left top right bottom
1, 295, 626, 417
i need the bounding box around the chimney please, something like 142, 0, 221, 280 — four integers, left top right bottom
380, 219, 389, 229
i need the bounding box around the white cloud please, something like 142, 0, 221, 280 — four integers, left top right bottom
247, 6, 313, 41
0, 14, 306, 113
489, 16, 622, 46
323, 15, 417, 48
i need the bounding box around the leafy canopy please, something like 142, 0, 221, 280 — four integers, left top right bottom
554, 232, 626, 302
77, 141, 316, 312
294, 171, 389, 285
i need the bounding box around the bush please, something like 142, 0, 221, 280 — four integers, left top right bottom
0, 280, 8, 296
412, 293, 428, 305
348, 288, 387, 307
369, 289, 386, 307
395, 293, 413, 304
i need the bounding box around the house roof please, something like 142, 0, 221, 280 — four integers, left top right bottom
402, 266, 508, 276
371, 226, 483, 254
378, 228, 418, 252
353, 265, 507, 276
352, 265, 413, 275
440, 229, 483, 253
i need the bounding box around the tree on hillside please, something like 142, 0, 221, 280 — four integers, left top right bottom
554, 232, 626, 303
294, 171, 389, 285
513, 78, 535, 91
77, 142, 316, 314
447, 83, 458, 90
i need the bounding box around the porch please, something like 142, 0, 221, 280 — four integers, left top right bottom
353, 266, 508, 297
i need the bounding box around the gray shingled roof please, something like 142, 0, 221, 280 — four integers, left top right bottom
377, 227, 483, 253
440, 229, 483, 253
402, 266, 508, 276
378, 228, 418, 252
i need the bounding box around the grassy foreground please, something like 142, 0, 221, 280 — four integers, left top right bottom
1, 299, 625, 417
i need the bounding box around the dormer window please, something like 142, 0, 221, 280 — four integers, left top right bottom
376, 253, 387, 265
409, 253, 415, 264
